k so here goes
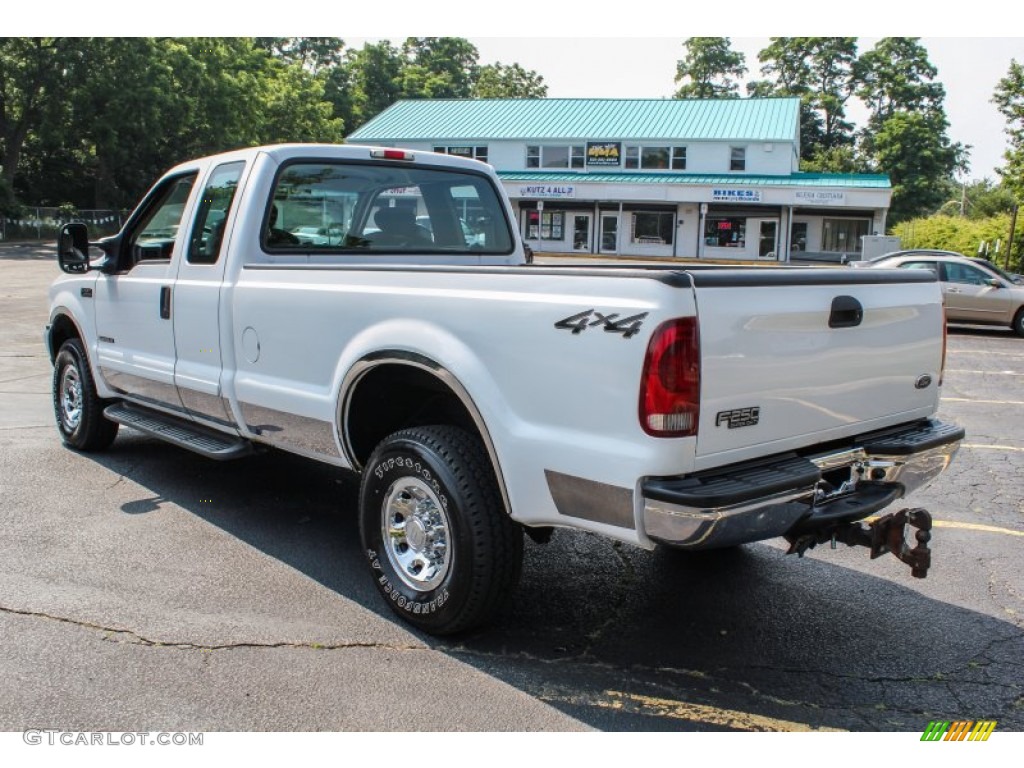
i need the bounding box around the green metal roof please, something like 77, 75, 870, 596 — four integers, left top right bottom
496, 171, 891, 189
348, 98, 801, 143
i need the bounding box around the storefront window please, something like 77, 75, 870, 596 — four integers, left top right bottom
525, 145, 585, 169
526, 210, 565, 241
631, 212, 674, 245
821, 218, 868, 252
705, 217, 746, 248
791, 222, 808, 252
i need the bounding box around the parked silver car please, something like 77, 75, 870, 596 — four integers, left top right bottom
856, 250, 1024, 336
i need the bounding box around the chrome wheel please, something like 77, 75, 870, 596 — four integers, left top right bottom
60, 365, 83, 431
382, 477, 451, 592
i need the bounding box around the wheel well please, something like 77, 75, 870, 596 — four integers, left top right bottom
345, 363, 481, 467
48, 314, 81, 363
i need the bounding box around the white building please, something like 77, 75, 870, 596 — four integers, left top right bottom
348, 97, 892, 262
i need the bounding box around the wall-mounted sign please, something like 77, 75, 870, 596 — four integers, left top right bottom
712, 188, 762, 203
587, 142, 621, 166
519, 185, 576, 199
794, 190, 846, 206
446, 146, 475, 159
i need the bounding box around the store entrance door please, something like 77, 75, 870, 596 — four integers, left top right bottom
753, 219, 779, 259
599, 214, 618, 254
572, 214, 592, 252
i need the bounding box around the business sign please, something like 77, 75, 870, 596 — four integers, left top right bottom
795, 190, 846, 206
518, 185, 576, 199
446, 146, 475, 159
712, 188, 762, 203
587, 142, 621, 166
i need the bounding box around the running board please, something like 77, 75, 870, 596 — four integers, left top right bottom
104, 402, 253, 460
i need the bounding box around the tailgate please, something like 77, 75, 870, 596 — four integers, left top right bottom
691, 268, 944, 465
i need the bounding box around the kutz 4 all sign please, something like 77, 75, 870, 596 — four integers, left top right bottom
920, 720, 997, 741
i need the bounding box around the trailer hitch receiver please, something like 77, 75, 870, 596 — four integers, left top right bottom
785, 507, 933, 579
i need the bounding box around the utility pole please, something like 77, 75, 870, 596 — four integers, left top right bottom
1009, 202, 1020, 272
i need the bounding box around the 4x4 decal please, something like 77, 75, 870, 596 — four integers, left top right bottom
555, 310, 649, 339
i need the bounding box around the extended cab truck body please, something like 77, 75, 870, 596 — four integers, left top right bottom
47, 144, 964, 634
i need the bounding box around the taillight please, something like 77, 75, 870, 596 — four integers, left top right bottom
370, 148, 414, 161
639, 317, 701, 437
939, 314, 948, 386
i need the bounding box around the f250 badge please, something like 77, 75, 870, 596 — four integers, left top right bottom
555, 310, 648, 339
716, 407, 761, 429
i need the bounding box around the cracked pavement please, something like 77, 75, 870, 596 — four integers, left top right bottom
1, 246, 1022, 731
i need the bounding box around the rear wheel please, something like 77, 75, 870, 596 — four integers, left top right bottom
359, 425, 522, 635
52, 338, 119, 451
1013, 308, 1024, 338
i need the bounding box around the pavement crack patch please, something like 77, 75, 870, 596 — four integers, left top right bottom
0, 605, 425, 653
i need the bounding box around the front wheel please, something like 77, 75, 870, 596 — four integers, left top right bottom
359, 425, 522, 635
52, 338, 119, 451
1013, 307, 1024, 338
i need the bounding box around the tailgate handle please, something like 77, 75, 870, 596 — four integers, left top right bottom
829, 296, 863, 328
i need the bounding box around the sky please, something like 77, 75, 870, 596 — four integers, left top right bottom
10, 1, 1024, 183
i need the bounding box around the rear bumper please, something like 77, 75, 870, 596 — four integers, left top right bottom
642, 419, 964, 549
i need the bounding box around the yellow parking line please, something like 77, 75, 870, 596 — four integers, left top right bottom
931, 521, 1024, 537
942, 398, 1024, 405
590, 690, 845, 732
963, 443, 1024, 452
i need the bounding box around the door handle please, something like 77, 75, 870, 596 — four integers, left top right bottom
946, 287, 961, 294
160, 286, 171, 319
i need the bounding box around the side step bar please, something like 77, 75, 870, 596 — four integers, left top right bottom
105, 402, 253, 461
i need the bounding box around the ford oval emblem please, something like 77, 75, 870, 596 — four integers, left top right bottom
915, 374, 933, 390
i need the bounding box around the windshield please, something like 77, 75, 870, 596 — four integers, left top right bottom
975, 259, 1023, 284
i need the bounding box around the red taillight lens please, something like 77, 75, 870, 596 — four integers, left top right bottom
370, 148, 414, 161
640, 317, 701, 437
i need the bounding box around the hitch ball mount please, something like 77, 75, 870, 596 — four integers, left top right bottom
785, 507, 933, 579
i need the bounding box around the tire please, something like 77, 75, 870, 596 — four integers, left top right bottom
359, 425, 522, 635
52, 338, 119, 451
1013, 308, 1024, 338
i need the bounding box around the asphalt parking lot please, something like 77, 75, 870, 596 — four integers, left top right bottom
1, 243, 1021, 732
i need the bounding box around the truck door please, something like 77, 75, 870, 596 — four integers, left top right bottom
93, 173, 199, 411
172, 160, 248, 428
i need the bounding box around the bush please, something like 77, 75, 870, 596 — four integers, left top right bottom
892, 213, 1021, 268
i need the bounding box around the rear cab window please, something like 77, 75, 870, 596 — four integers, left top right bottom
262, 161, 513, 256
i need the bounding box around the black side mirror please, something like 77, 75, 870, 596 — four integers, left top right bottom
57, 223, 91, 274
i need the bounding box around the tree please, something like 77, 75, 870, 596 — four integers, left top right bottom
472, 62, 547, 98
399, 37, 479, 99
867, 111, 966, 223
255, 37, 345, 75
673, 38, 746, 99
0, 38, 77, 191
993, 59, 1024, 199
342, 41, 404, 131
855, 38, 946, 127
752, 37, 858, 160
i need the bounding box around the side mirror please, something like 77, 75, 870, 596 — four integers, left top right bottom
57, 223, 91, 274
986, 278, 1002, 288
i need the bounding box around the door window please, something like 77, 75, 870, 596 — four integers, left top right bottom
188, 161, 245, 265
943, 262, 990, 285
572, 215, 590, 251
128, 175, 198, 265
758, 220, 778, 258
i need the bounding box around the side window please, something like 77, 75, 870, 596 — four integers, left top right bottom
900, 261, 938, 275
188, 161, 245, 265
128, 174, 197, 265
264, 162, 513, 255
944, 262, 988, 285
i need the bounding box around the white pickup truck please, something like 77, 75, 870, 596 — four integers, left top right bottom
47, 144, 964, 634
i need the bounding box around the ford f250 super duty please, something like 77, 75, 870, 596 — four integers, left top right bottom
47, 144, 964, 634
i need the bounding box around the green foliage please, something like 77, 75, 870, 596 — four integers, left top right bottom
855, 38, 945, 127
993, 59, 1024, 199
893, 213, 1019, 268
472, 63, 547, 99
673, 38, 746, 99
399, 38, 480, 99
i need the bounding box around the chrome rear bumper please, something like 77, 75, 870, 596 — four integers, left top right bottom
642, 419, 963, 549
